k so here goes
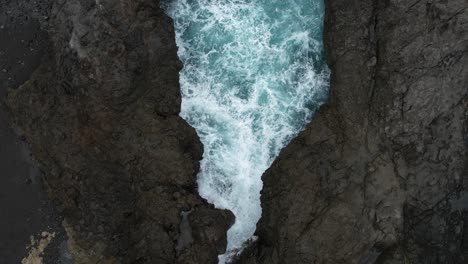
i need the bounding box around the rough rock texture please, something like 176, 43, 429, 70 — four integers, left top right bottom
5, 0, 467, 263
240, 0, 467, 263
6, 0, 233, 263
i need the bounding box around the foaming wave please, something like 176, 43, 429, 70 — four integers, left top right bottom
162, 0, 329, 262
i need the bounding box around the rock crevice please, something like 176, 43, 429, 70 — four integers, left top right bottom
5, 0, 467, 263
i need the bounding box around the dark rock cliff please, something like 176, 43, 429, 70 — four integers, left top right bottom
4, 0, 467, 263
240, 0, 467, 263
5, 0, 233, 263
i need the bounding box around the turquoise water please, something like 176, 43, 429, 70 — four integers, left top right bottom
162, 0, 329, 261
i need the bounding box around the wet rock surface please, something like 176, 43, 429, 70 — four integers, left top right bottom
240, 0, 467, 263
5, 0, 233, 263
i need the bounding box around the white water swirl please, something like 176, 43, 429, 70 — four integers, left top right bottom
162, 0, 329, 261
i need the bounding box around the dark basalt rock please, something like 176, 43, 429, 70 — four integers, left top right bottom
5, 0, 233, 263
240, 0, 467, 263
4, 0, 467, 263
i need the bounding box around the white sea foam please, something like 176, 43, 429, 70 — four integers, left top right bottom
161, 0, 329, 262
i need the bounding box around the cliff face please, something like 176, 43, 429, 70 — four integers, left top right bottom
6, 0, 233, 263
5, 0, 467, 263
241, 0, 468, 263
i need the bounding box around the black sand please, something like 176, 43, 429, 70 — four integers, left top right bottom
0, 1, 65, 263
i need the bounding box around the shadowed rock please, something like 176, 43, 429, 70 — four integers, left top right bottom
4, 0, 467, 263
6, 0, 233, 263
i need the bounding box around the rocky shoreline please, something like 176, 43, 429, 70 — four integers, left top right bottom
240, 0, 468, 263
4, 0, 232, 263
1, 0, 467, 263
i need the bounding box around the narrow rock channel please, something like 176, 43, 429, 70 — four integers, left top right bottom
162, 0, 329, 261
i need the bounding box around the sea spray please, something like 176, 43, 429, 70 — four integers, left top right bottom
161, 0, 329, 261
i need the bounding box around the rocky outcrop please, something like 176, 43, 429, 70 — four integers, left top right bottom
241, 0, 467, 263
5, 0, 467, 263
6, 0, 233, 263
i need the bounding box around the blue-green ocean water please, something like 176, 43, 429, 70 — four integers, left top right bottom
162, 0, 329, 261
